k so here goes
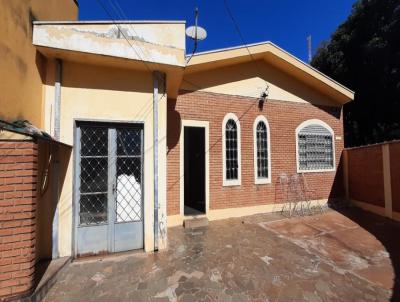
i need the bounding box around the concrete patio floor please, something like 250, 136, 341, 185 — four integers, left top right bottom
43, 207, 400, 302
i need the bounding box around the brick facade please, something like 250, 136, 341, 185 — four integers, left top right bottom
0, 141, 37, 300
167, 90, 345, 216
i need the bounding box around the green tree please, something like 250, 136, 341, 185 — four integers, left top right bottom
311, 0, 400, 147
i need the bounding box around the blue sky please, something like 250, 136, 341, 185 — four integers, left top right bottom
79, 0, 356, 62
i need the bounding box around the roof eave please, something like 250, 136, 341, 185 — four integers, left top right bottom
186, 42, 354, 104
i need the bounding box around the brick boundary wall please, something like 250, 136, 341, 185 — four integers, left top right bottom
167, 90, 345, 216
344, 140, 400, 221
347, 145, 384, 207
0, 141, 37, 300
390, 143, 400, 213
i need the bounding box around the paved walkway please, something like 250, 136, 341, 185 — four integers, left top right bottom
43, 208, 399, 301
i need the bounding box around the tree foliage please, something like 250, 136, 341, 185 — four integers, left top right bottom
311, 0, 400, 147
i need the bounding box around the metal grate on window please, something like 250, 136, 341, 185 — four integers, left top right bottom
115, 128, 143, 223
225, 119, 238, 180
298, 124, 334, 171
79, 126, 109, 225
256, 121, 269, 178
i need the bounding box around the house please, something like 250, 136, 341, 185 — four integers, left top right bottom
31, 20, 353, 255
0, 2, 354, 300
167, 43, 354, 226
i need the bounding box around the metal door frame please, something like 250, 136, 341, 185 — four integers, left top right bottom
72, 119, 145, 257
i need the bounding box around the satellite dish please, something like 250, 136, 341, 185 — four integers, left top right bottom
186, 26, 207, 41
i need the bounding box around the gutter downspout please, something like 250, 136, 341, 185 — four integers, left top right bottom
52, 58, 62, 259
54, 59, 62, 140
153, 71, 160, 251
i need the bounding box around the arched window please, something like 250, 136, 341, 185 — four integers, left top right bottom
296, 120, 335, 172
222, 113, 241, 186
253, 116, 271, 184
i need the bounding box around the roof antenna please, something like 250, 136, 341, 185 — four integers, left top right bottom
186, 7, 207, 64
307, 35, 312, 63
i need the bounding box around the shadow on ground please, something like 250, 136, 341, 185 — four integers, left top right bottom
337, 207, 400, 302
42, 207, 398, 302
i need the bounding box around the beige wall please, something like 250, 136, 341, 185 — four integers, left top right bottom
43, 60, 167, 256
33, 22, 186, 67
0, 0, 78, 128
181, 60, 339, 107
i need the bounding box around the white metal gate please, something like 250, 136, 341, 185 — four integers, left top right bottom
75, 122, 144, 256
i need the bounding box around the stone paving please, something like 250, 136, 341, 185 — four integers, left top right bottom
42, 207, 400, 301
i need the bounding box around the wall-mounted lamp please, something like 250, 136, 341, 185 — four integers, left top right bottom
258, 85, 270, 110
260, 85, 269, 102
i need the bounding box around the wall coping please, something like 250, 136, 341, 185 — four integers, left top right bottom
345, 139, 400, 151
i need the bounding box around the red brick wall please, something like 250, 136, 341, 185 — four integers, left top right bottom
347, 145, 385, 207
0, 141, 37, 299
167, 90, 345, 216
390, 143, 400, 212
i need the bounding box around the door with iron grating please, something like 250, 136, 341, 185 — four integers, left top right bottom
75, 122, 144, 256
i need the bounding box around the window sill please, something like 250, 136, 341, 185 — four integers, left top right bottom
254, 178, 271, 185
223, 179, 241, 187
297, 168, 335, 173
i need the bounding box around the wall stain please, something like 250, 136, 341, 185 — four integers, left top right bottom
69, 27, 181, 50
0, 42, 28, 77
9, 2, 28, 37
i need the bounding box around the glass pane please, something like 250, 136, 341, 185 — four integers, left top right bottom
115, 128, 143, 223
80, 158, 108, 193
117, 128, 142, 156
79, 125, 109, 226
80, 127, 108, 156
225, 119, 238, 180
79, 193, 108, 225
256, 121, 268, 178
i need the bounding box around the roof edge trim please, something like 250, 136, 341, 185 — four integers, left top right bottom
187, 40, 272, 57
268, 42, 355, 96
187, 41, 354, 97
33, 20, 186, 25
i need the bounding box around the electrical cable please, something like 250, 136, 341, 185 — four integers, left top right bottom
95, 0, 164, 86
223, 0, 270, 99
108, 0, 158, 67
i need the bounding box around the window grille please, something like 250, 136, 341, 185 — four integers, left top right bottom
225, 119, 238, 180
256, 121, 269, 178
115, 128, 143, 223
298, 124, 334, 171
79, 126, 109, 225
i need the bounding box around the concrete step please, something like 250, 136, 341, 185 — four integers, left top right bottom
183, 217, 209, 229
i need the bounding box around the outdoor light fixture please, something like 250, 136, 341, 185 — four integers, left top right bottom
258, 85, 269, 110
260, 85, 269, 102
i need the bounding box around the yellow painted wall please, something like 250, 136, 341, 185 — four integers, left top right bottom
43, 60, 167, 256
36, 140, 72, 261
0, 0, 78, 127
182, 60, 339, 107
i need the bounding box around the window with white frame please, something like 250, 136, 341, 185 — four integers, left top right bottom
296, 120, 335, 172
253, 116, 271, 184
222, 113, 241, 186
226, 119, 238, 179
